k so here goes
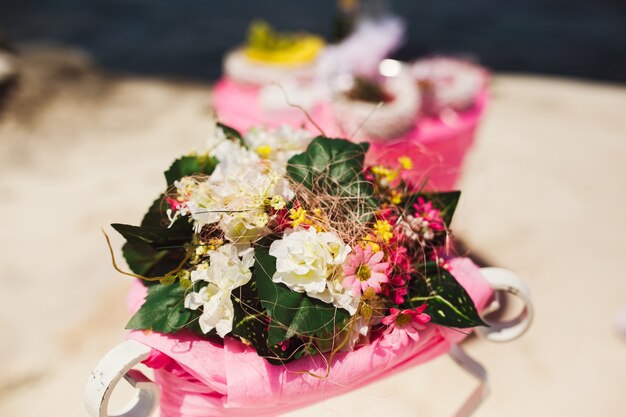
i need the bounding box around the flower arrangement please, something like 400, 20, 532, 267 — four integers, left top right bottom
223, 21, 324, 87
110, 123, 485, 366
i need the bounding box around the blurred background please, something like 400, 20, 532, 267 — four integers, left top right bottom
0, 1, 625, 417
1, 0, 625, 81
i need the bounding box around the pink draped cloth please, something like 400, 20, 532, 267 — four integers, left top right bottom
126, 257, 493, 417
212, 77, 488, 191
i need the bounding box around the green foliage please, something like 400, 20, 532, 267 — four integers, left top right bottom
114, 150, 219, 283
231, 280, 304, 364
111, 223, 192, 250
287, 136, 376, 221
217, 122, 244, 145
164, 154, 217, 187
127, 283, 198, 333
254, 247, 350, 345
405, 261, 486, 328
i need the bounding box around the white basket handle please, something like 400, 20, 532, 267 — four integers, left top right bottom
477, 267, 534, 342
84, 339, 159, 417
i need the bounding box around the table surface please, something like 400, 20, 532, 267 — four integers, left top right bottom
0, 47, 625, 417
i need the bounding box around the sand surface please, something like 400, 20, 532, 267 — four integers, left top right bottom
0, 46, 624, 416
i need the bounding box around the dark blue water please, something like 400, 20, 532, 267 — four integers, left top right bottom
1, 0, 625, 82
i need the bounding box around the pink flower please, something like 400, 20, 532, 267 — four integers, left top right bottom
343, 245, 389, 297
166, 197, 185, 211
383, 274, 409, 304
412, 197, 445, 233
382, 305, 431, 345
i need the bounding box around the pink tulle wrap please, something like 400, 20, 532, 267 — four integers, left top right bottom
126, 258, 493, 417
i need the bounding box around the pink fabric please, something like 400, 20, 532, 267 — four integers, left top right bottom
212, 78, 322, 130
126, 257, 493, 417
212, 77, 488, 191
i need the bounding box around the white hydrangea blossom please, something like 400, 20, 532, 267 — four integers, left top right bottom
176, 126, 295, 244
269, 227, 354, 311
243, 125, 314, 172
184, 244, 254, 337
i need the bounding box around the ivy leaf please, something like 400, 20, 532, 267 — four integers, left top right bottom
405, 261, 486, 328
120, 242, 185, 279
231, 280, 304, 364
164, 154, 217, 187
139, 195, 171, 229
112, 222, 190, 282
127, 283, 194, 333
111, 223, 191, 251
287, 136, 376, 221
217, 122, 245, 146
254, 247, 350, 345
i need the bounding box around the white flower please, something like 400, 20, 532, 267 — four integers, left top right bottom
327, 276, 360, 315
183, 244, 254, 337
243, 125, 313, 171
185, 282, 219, 310
192, 289, 234, 337
219, 209, 269, 244
204, 244, 254, 291
269, 227, 351, 301
182, 157, 293, 242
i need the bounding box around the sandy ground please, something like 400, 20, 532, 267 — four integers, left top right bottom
0, 46, 624, 417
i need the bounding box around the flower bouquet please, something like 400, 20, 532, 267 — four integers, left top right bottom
86, 124, 531, 417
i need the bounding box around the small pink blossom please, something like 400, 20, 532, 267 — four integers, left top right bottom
413, 197, 445, 232
397, 197, 446, 241
166, 197, 185, 211
382, 305, 431, 345
343, 245, 389, 297
383, 274, 409, 304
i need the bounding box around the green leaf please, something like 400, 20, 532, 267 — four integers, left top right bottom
139, 195, 170, 229
217, 122, 244, 145
287, 137, 376, 221
127, 283, 194, 333
111, 223, 192, 251
121, 241, 186, 279
406, 261, 486, 328
254, 247, 350, 345
164, 154, 217, 187
231, 280, 304, 364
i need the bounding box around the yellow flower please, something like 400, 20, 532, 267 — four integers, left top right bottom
289, 207, 307, 227
390, 189, 403, 205
255, 145, 273, 159
373, 219, 394, 243
361, 238, 380, 253
398, 156, 413, 170
371, 165, 399, 185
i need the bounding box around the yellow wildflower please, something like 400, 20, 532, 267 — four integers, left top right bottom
398, 155, 413, 170
289, 207, 307, 227
371, 165, 399, 185
373, 219, 394, 243
390, 189, 403, 205
255, 144, 273, 159
361, 238, 380, 253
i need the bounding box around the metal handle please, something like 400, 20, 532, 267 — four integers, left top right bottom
477, 267, 534, 342
449, 345, 489, 417
84, 339, 159, 417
